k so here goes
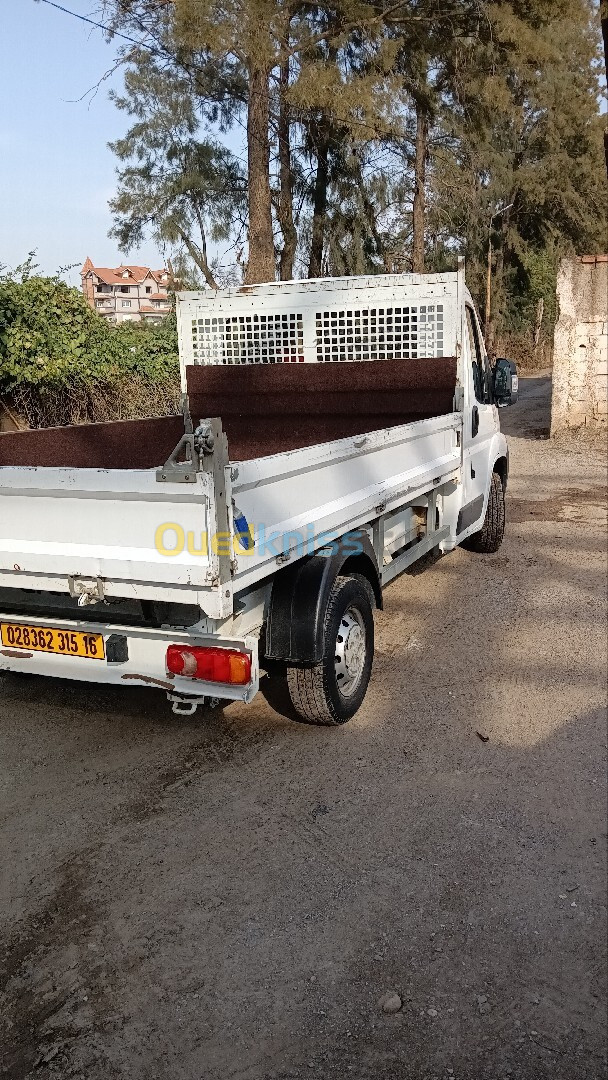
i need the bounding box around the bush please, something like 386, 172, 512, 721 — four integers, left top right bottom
0, 261, 180, 427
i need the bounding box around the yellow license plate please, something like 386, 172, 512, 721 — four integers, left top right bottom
1, 622, 105, 660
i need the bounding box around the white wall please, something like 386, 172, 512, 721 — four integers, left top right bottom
551, 256, 608, 435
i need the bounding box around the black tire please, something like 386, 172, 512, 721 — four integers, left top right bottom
286, 575, 374, 726
462, 471, 505, 553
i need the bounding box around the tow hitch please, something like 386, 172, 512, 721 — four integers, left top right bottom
167, 692, 220, 717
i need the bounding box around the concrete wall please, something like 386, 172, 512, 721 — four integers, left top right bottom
551, 255, 608, 435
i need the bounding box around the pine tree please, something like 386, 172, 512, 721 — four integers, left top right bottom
428, 0, 607, 341
108, 51, 245, 288
102, 0, 606, 313
104, 0, 415, 282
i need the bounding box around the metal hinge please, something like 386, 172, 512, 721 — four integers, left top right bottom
156, 434, 199, 483
156, 421, 215, 483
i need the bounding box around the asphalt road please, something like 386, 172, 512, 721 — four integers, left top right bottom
1, 375, 607, 1080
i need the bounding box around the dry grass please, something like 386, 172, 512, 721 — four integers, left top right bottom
494, 332, 553, 374
5, 376, 182, 430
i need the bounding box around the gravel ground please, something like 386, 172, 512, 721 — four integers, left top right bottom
1, 375, 606, 1080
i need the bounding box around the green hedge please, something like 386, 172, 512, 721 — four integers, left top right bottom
0, 267, 180, 426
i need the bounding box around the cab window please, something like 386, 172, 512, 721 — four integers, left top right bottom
466, 306, 491, 403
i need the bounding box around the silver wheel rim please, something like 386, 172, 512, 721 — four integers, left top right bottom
334, 605, 367, 697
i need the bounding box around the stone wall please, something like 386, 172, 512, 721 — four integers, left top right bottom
551, 255, 607, 435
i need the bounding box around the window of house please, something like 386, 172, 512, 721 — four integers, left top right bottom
120, 285, 130, 293
121, 300, 132, 308
145, 286, 152, 294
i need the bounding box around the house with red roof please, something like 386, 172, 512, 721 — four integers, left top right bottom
80, 258, 172, 324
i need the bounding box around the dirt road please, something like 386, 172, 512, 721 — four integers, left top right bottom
1, 376, 606, 1080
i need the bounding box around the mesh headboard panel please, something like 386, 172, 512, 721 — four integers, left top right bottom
192, 311, 305, 365
314, 304, 444, 362
178, 274, 459, 368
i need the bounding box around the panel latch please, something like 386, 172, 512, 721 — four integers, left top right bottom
68, 576, 106, 607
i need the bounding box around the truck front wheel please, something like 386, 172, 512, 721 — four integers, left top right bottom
462, 471, 505, 553
286, 575, 374, 725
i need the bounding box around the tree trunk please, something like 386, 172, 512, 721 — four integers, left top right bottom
412, 101, 428, 274
308, 120, 329, 278
353, 154, 389, 271
487, 208, 511, 352
533, 296, 544, 348
278, 56, 297, 280
177, 228, 219, 290
486, 244, 501, 355
245, 64, 275, 284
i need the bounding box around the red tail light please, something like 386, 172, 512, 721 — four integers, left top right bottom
166, 645, 251, 685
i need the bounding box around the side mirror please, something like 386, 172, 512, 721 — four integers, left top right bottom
493, 358, 518, 407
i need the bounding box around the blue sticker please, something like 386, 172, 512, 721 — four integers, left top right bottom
234, 511, 254, 551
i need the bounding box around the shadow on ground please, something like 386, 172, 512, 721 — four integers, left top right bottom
1, 375, 606, 1080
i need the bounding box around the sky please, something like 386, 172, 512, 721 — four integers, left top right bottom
1, 1, 605, 288
0, 0, 163, 284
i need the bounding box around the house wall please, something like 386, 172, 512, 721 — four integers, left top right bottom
82, 269, 171, 323
82, 273, 96, 307
551, 256, 608, 435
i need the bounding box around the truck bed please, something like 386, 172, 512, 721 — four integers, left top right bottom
0, 404, 461, 619
185, 355, 456, 459
0, 292, 461, 619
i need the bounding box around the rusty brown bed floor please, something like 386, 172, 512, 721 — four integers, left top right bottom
0, 357, 457, 469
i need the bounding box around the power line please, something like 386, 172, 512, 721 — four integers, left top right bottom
35, 0, 417, 152
35, 0, 157, 51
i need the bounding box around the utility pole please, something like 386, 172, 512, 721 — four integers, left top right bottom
485, 202, 514, 349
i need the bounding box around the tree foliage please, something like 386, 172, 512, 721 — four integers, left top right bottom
100, 0, 606, 341
0, 260, 178, 400
108, 50, 246, 288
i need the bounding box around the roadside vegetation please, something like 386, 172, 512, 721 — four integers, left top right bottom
0, 258, 180, 428
3, 1, 605, 426
104, 0, 606, 354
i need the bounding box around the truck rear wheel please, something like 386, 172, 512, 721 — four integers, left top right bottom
286, 575, 374, 725
462, 471, 505, 553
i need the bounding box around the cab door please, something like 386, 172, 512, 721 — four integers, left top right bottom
459, 304, 497, 537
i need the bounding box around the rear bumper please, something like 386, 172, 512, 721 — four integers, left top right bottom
0, 611, 259, 706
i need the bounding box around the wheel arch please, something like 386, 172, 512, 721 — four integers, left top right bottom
338, 552, 383, 610
493, 452, 509, 491
264, 531, 381, 665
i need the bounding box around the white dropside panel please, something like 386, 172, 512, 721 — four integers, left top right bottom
230, 413, 462, 592
177, 272, 459, 373
0, 466, 211, 595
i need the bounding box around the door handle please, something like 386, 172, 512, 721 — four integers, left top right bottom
472, 405, 479, 438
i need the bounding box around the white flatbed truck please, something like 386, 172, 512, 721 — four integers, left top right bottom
0, 263, 517, 724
